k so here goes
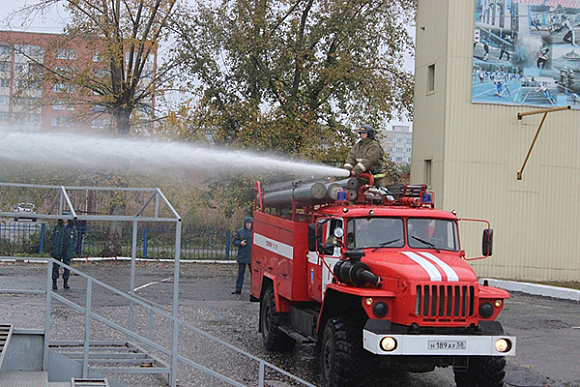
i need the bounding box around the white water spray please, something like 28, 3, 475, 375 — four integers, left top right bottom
0, 130, 350, 178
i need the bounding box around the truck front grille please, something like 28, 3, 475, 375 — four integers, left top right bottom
415, 284, 475, 320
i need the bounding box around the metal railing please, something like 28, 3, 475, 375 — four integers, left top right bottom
0, 257, 315, 387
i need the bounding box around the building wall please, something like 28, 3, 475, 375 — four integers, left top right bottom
411, 0, 580, 281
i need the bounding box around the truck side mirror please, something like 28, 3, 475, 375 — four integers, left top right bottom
482, 229, 493, 256
308, 223, 323, 252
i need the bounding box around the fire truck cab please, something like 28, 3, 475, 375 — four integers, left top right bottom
250, 175, 515, 387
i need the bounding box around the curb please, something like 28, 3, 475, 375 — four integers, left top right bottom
480, 278, 580, 302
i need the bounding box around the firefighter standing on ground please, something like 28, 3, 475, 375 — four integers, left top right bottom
232, 217, 253, 294
343, 124, 386, 186
50, 218, 78, 290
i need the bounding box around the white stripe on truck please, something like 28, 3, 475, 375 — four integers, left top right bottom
254, 233, 294, 260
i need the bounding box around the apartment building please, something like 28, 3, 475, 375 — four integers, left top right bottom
0, 30, 156, 133
381, 124, 412, 165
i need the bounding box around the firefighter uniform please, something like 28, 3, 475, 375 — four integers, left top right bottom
344, 126, 386, 186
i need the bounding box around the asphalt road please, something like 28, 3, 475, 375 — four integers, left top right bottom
1, 260, 579, 387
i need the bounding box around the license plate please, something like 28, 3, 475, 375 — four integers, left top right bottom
427, 340, 466, 350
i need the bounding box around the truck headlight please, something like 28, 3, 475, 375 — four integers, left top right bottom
494, 338, 512, 353
380, 337, 397, 352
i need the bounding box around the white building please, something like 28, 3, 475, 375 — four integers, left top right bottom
381, 124, 413, 165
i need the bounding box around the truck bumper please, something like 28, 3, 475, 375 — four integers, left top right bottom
363, 330, 516, 356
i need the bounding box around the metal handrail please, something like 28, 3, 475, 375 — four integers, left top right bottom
0, 256, 315, 387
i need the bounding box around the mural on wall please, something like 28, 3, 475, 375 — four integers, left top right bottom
472, 0, 580, 108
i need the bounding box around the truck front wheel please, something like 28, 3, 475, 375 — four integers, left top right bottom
260, 287, 296, 352
454, 356, 506, 387
321, 316, 368, 387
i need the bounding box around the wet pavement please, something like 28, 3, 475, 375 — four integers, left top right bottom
1, 260, 579, 387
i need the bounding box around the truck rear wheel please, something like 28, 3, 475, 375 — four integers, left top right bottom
320, 316, 368, 387
454, 356, 506, 387
260, 287, 296, 352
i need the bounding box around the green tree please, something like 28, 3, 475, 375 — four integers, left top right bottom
170, 0, 415, 164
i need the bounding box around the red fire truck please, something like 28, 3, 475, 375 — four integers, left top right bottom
250, 174, 515, 387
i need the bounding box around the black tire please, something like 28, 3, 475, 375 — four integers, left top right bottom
260, 287, 296, 352
320, 316, 369, 387
454, 356, 506, 387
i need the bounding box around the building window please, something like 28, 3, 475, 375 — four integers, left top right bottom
91, 104, 108, 112
427, 63, 435, 93
93, 69, 109, 78
55, 49, 77, 60
0, 95, 9, 105
425, 159, 432, 187
13, 97, 40, 107
16, 45, 44, 56
52, 83, 76, 93
91, 118, 112, 129
54, 66, 74, 76
14, 113, 41, 125
15, 79, 42, 90
51, 116, 75, 127
52, 100, 75, 110
0, 61, 10, 72
15, 63, 44, 76
0, 45, 12, 55
0, 112, 10, 122
0, 78, 11, 88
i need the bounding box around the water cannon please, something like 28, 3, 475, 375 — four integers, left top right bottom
333, 250, 382, 288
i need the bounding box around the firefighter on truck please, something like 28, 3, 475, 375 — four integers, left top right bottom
250, 173, 515, 387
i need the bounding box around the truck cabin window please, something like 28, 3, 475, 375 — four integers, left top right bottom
346, 218, 405, 249
407, 218, 459, 252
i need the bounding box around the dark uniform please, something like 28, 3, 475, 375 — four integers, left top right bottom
232, 217, 253, 294
343, 124, 386, 186
49, 219, 78, 289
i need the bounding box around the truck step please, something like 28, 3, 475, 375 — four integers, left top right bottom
278, 326, 315, 343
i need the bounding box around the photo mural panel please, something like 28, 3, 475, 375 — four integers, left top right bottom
472, 0, 580, 108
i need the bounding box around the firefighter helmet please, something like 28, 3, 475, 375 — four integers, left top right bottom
358, 124, 375, 139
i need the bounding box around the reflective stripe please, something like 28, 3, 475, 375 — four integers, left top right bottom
356, 162, 366, 172
402, 252, 442, 281
254, 233, 294, 260
418, 252, 459, 282
373, 173, 386, 178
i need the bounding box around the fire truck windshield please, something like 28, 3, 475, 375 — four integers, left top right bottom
407, 218, 459, 252
346, 218, 405, 249
346, 217, 459, 252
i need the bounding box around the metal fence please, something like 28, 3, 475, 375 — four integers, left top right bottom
0, 221, 232, 260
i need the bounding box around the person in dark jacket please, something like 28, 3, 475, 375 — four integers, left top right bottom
49, 218, 78, 290
232, 217, 253, 294
343, 124, 386, 186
